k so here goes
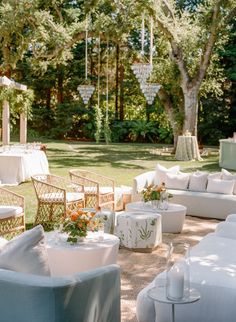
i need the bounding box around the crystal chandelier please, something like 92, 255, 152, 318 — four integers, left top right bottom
131, 63, 152, 85
131, 15, 161, 105
140, 83, 161, 105
131, 14, 152, 85
77, 16, 95, 105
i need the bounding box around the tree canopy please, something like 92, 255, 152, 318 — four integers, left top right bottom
0, 0, 235, 144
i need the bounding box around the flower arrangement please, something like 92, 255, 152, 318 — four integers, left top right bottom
142, 182, 172, 203
62, 210, 102, 244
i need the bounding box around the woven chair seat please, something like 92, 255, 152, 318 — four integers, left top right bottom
40, 192, 84, 203
84, 187, 113, 195
32, 174, 85, 230
69, 170, 115, 211
0, 188, 25, 239
0, 206, 23, 219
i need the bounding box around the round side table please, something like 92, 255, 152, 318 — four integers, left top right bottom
147, 286, 201, 322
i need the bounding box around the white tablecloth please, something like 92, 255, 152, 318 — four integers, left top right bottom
175, 135, 202, 161
45, 231, 120, 276
0, 150, 49, 185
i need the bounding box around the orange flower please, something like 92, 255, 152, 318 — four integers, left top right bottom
71, 213, 79, 221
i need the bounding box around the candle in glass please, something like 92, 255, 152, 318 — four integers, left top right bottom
168, 265, 184, 299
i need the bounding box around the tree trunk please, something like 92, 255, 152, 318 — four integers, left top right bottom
115, 44, 119, 120
157, 88, 182, 149
119, 63, 124, 121
183, 88, 199, 136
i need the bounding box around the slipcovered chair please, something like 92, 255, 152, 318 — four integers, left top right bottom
32, 174, 84, 230
69, 169, 115, 211
0, 264, 121, 322
0, 187, 25, 239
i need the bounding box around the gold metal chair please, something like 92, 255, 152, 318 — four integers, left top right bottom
32, 174, 85, 230
0, 187, 25, 239
69, 169, 115, 211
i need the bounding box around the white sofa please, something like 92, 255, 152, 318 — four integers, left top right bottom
132, 165, 236, 220
136, 215, 236, 322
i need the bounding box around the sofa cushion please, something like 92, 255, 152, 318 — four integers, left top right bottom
221, 169, 236, 194
207, 172, 222, 180
154, 164, 180, 185
225, 214, 236, 222
206, 178, 234, 195
165, 172, 189, 190
188, 171, 208, 192
0, 225, 50, 276
215, 222, 236, 240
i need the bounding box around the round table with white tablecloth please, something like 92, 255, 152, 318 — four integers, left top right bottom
0, 149, 49, 185
175, 135, 202, 161
125, 202, 186, 233
45, 231, 120, 276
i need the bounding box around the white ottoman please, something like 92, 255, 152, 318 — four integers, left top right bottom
115, 211, 162, 252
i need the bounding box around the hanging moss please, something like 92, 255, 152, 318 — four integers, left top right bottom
94, 104, 102, 143
0, 87, 34, 119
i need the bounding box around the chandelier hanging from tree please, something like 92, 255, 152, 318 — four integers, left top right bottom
131, 15, 161, 105
77, 16, 95, 105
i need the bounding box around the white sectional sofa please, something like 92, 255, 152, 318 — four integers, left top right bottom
132, 165, 236, 220
136, 215, 236, 322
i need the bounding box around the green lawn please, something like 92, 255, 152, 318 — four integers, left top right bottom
6, 140, 220, 227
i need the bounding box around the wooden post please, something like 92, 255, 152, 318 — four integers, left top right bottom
20, 113, 27, 144
2, 100, 10, 145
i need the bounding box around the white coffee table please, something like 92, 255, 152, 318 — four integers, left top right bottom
45, 231, 120, 276
125, 202, 186, 233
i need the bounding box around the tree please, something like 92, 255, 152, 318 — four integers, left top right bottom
147, 0, 236, 144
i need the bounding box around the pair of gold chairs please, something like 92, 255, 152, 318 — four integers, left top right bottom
32, 171, 114, 230
0, 187, 25, 239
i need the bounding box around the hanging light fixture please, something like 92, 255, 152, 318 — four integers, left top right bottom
132, 15, 161, 105
140, 83, 161, 105
131, 13, 153, 85
77, 16, 95, 105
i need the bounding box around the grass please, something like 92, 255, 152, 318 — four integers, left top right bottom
6, 140, 220, 226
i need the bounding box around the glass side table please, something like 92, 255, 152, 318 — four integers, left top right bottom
147, 286, 201, 322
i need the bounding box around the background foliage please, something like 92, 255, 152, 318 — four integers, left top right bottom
0, 0, 235, 145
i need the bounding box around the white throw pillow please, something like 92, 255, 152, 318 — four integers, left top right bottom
207, 172, 222, 180
221, 169, 236, 194
188, 171, 208, 192
154, 164, 180, 185
165, 172, 190, 190
206, 178, 234, 195
0, 225, 50, 276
